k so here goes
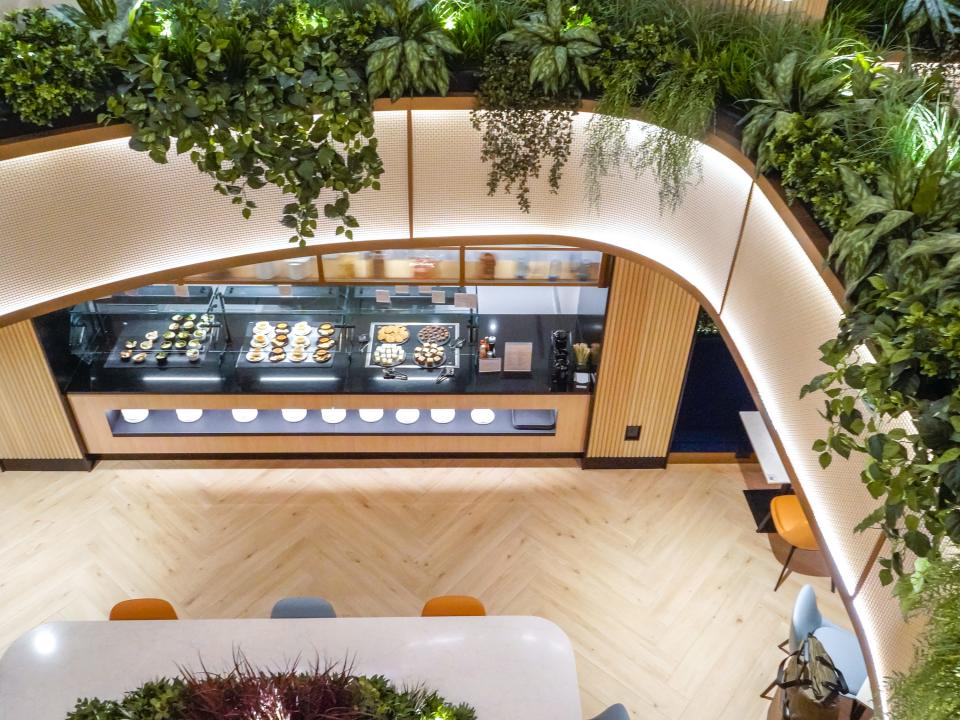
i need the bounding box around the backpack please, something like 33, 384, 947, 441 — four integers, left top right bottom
776, 633, 849, 719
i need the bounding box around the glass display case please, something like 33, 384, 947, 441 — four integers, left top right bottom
37, 282, 607, 398
320, 248, 461, 284
464, 246, 604, 284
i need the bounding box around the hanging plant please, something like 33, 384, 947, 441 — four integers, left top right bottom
100, 0, 383, 245
471, 46, 579, 212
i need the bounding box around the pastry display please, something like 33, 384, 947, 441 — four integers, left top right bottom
269, 349, 286, 363
417, 325, 450, 345
413, 342, 445, 368
132, 352, 147, 364
155, 352, 168, 365
313, 349, 331, 363
272, 334, 289, 348
289, 349, 307, 363
275, 322, 290, 333
144, 330, 159, 341
246, 349, 264, 363
318, 322, 335, 337
251, 334, 269, 348
317, 337, 334, 350
377, 324, 409, 344
373, 343, 405, 366
120, 350, 133, 361
292, 335, 310, 347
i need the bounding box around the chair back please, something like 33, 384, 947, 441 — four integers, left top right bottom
790, 585, 823, 652
421, 595, 486, 616
109, 598, 178, 621
270, 596, 337, 619
589, 704, 630, 720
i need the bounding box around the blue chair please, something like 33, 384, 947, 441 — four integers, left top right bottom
270, 596, 337, 619
790, 585, 868, 696
589, 704, 629, 720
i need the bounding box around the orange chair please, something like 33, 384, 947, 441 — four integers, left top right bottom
770, 495, 819, 591
421, 595, 486, 617
109, 598, 178, 621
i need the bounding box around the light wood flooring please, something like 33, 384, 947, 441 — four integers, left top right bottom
0, 460, 847, 719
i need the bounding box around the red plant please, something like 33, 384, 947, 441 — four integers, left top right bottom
180, 653, 366, 720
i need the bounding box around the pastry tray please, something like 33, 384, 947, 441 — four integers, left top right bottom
364, 322, 461, 370
235, 321, 338, 368
104, 322, 214, 368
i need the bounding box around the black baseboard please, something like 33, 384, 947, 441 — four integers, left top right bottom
96, 452, 582, 461
581, 456, 667, 470
2, 458, 95, 472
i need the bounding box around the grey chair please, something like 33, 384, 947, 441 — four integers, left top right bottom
270, 596, 337, 619
589, 704, 629, 720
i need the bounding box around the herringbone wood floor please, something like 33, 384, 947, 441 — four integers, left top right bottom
0, 460, 846, 719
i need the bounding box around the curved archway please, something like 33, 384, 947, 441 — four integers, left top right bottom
0, 100, 914, 712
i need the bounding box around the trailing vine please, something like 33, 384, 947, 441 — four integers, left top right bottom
470, 46, 578, 212
102, 0, 383, 245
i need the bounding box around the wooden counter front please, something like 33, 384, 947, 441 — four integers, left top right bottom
68, 393, 590, 456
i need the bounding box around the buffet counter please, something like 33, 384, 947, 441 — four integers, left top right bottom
68, 392, 591, 455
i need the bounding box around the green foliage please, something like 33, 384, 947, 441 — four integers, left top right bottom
54, 0, 142, 49
355, 675, 477, 719
0, 9, 107, 126
65, 670, 475, 720
471, 46, 578, 212
901, 0, 960, 46
496, 0, 600, 94
889, 557, 960, 720
433, 0, 528, 67
763, 114, 880, 232
68, 678, 186, 720
365, 0, 461, 101
632, 55, 719, 211
104, 0, 383, 245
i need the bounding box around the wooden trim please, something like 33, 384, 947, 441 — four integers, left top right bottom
667, 451, 757, 464
0, 123, 132, 161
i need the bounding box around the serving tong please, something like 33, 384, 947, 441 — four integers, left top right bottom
382, 367, 408, 380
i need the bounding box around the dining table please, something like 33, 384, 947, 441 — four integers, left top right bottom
0, 615, 582, 720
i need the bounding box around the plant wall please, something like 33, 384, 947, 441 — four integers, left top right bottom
1, 0, 959, 716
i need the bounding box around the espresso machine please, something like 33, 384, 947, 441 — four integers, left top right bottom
550, 329, 572, 391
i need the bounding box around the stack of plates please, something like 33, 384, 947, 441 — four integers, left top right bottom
470, 409, 495, 425
395, 409, 420, 425
120, 409, 149, 424
321, 408, 346, 424
430, 409, 456, 424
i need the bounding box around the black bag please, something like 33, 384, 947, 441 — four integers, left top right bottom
776, 634, 849, 719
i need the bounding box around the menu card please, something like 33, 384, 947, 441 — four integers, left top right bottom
375, 289, 391, 304
454, 292, 479, 310
395, 285, 409, 294
432, 290, 446, 304
503, 342, 533, 373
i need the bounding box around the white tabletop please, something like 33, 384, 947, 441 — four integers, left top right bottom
0, 616, 581, 720
740, 411, 791, 485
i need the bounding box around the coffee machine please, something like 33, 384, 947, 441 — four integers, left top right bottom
550, 329, 571, 390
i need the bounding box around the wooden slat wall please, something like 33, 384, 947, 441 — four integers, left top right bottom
712, 0, 828, 21
586, 261, 700, 460
0, 321, 85, 460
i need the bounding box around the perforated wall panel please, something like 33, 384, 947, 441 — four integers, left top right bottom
722, 188, 880, 592
411, 110, 751, 310
0, 111, 408, 318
